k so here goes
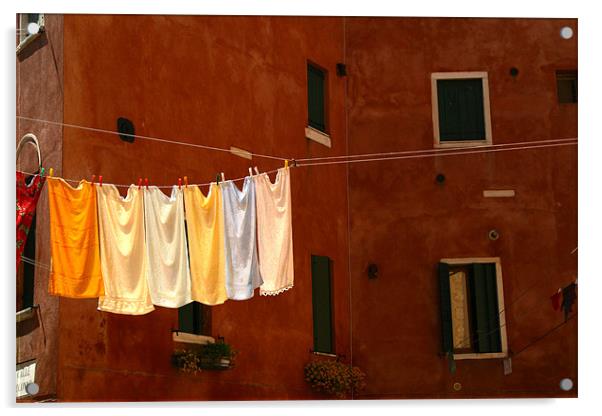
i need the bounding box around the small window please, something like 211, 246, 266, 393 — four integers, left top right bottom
17, 213, 36, 312
431, 72, 492, 147
178, 302, 211, 335
307, 64, 326, 132
556, 70, 578, 103
438, 258, 508, 360
17, 13, 44, 53
311, 254, 334, 354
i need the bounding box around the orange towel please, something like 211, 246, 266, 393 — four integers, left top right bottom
47, 177, 104, 298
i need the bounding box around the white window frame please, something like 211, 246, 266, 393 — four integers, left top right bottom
16, 13, 45, 55
431, 71, 493, 148
440, 257, 508, 360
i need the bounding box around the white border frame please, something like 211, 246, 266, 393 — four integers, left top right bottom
431, 71, 493, 148
440, 257, 508, 360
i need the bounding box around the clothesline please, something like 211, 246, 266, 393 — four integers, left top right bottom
17, 115, 577, 166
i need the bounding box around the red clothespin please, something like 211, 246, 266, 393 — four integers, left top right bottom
138, 178, 142, 189
178, 178, 182, 190
91, 174, 96, 185
184, 176, 188, 188
144, 178, 149, 189
99, 175, 103, 187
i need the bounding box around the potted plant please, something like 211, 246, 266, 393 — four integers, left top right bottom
304, 359, 366, 398
172, 339, 236, 373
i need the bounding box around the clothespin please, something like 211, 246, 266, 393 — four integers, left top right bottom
221, 172, 225, 182
184, 176, 188, 188
248, 167, 253, 176
40, 167, 45, 177
144, 178, 149, 189
178, 178, 182, 190
91, 175, 96, 185
49, 168, 54, 177
254, 166, 260, 175
99, 175, 103, 187
138, 178, 142, 189
285, 160, 289, 169
216, 173, 221, 185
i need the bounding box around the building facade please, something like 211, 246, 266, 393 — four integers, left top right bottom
16, 15, 577, 401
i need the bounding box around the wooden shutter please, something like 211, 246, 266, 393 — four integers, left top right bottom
437, 78, 486, 141
22, 213, 36, 309
307, 64, 326, 132
311, 255, 333, 353
178, 301, 203, 335
438, 262, 454, 354
469, 263, 502, 353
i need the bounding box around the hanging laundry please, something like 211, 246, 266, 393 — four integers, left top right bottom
183, 183, 228, 305
144, 186, 192, 308
550, 290, 562, 312
253, 167, 294, 296
16, 172, 45, 269
221, 177, 263, 300
16, 133, 45, 269
96, 184, 154, 315
561, 282, 577, 321
47, 178, 104, 297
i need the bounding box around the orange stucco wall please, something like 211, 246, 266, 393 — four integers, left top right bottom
346, 17, 577, 398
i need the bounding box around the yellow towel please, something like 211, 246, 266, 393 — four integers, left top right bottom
47, 178, 104, 298
183, 183, 228, 305
96, 184, 154, 314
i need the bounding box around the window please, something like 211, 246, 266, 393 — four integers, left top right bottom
178, 302, 211, 335
311, 255, 334, 354
17, 213, 36, 313
431, 72, 492, 147
17, 13, 44, 54
438, 258, 508, 360
305, 63, 331, 148
556, 70, 578, 104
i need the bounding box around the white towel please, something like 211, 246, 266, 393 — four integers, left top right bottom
220, 177, 262, 300
96, 184, 154, 315
254, 167, 294, 295
143, 186, 192, 308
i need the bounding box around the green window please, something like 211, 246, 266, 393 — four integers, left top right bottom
18, 213, 36, 311
438, 262, 502, 355
311, 255, 333, 353
307, 64, 326, 132
437, 78, 486, 141
178, 302, 209, 335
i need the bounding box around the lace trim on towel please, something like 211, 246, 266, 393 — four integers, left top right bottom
259, 283, 294, 296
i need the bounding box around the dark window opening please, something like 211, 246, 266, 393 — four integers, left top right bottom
311, 254, 334, 354
556, 70, 578, 103
307, 64, 326, 132
17, 213, 36, 312
438, 262, 502, 355
178, 302, 211, 336
437, 78, 486, 141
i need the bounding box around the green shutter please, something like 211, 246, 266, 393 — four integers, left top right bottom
437, 78, 486, 141
307, 64, 325, 132
178, 302, 203, 335
311, 255, 333, 353
469, 263, 501, 353
438, 263, 454, 354
22, 214, 36, 309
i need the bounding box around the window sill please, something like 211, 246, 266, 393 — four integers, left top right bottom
453, 352, 507, 360
434, 139, 491, 149
172, 332, 215, 345
16, 306, 38, 323
305, 126, 331, 148
16, 32, 43, 55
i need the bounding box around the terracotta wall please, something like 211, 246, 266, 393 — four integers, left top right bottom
16, 14, 63, 402
59, 15, 349, 401
345, 17, 577, 398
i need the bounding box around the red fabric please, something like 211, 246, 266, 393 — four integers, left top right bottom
16, 171, 45, 268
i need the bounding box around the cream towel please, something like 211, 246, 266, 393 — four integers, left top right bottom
254, 167, 294, 295
183, 183, 228, 305
144, 186, 192, 308
96, 184, 154, 314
